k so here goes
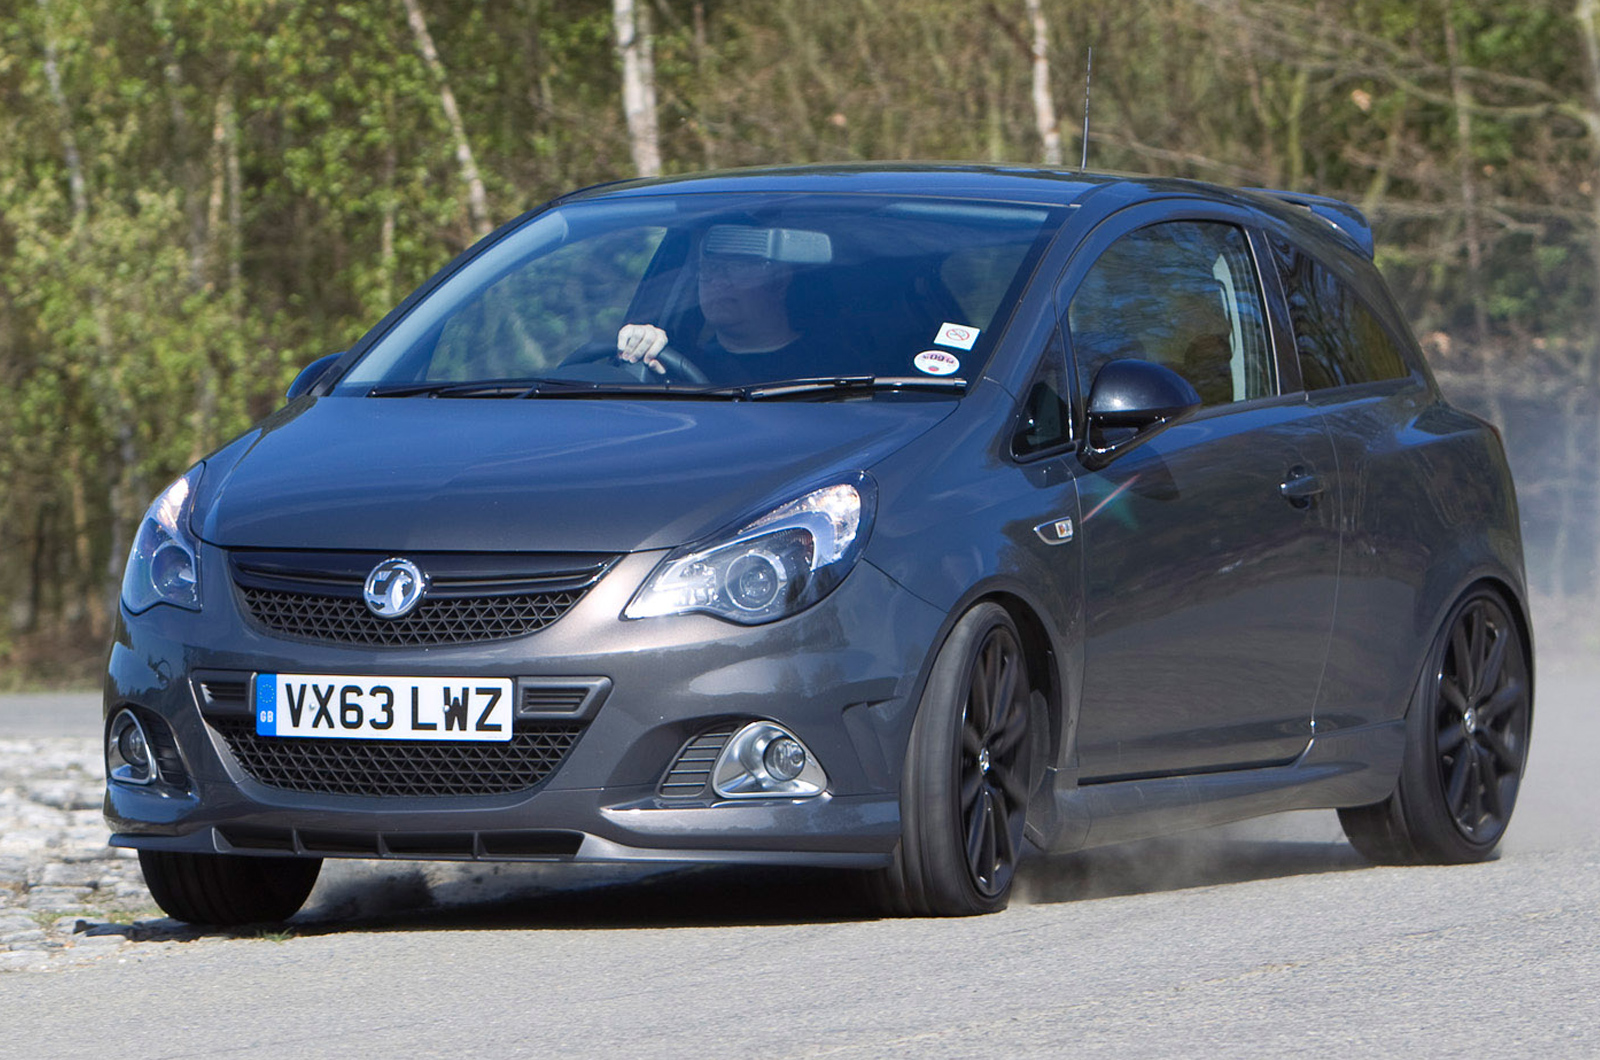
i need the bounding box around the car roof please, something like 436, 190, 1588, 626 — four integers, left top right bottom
558, 162, 1112, 207
556, 162, 1374, 259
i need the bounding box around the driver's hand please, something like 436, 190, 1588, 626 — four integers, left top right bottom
616, 324, 668, 375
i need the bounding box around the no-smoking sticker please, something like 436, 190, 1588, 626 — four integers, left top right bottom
935, 322, 980, 351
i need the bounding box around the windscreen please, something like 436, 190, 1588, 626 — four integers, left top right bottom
338, 193, 1065, 392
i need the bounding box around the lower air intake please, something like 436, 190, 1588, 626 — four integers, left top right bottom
212, 719, 584, 798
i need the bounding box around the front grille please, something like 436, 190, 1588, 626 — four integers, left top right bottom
239, 586, 585, 647
212, 718, 584, 798
230, 550, 615, 647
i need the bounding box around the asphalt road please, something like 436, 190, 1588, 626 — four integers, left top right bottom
0, 691, 101, 737
2, 664, 1595, 1058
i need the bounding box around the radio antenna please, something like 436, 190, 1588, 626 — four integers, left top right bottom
1079, 47, 1094, 171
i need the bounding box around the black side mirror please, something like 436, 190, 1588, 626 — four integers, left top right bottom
285, 352, 345, 402
1080, 359, 1201, 470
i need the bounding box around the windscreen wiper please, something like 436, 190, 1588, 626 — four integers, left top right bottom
367, 378, 592, 398
368, 378, 712, 399
368, 376, 967, 401
719, 376, 969, 401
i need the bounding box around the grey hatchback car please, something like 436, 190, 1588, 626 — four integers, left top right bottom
106, 164, 1531, 923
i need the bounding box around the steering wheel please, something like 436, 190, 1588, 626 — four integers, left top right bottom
560, 340, 711, 385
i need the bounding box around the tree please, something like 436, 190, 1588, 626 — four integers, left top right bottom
613, 0, 661, 176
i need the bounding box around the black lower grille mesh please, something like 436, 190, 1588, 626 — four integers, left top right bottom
212, 718, 584, 797
659, 727, 734, 799
239, 587, 584, 647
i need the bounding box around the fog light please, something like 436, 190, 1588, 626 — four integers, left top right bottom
711, 722, 827, 798
107, 709, 155, 786
118, 725, 150, 770
763, 736, 806, 781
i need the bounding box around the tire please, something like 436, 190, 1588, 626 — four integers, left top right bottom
138, 850, 322, 927
1339, 587, 1532, 865
874, 602, 1036, 916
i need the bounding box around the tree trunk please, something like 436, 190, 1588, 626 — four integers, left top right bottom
1024, 0, 1062, 165
691, 1, 717, 168
37, 0, 86, 222
150, 0, 208, 288
613, 0, 662, 177
224, 80, 243, 296
402, 0, 492, 238
1444, 18, 1488, 345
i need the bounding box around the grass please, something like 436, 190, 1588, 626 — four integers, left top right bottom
254, 927, 297, 943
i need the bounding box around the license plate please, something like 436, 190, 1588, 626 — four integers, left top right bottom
254, 674, 514, 742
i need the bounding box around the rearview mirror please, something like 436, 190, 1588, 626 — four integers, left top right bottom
285, 352, 345, 402
1080, 359, 1201, 470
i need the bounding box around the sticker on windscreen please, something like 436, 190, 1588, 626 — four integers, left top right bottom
935, 322, 980, 351
914, 349, 962, 376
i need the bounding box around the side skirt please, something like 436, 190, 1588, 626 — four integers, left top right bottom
1030, 719, 1405, 854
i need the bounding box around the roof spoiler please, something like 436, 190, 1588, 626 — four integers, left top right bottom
1249, 189, 1374, 259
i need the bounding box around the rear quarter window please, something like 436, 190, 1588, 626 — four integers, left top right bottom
1269, 235, 1411, 390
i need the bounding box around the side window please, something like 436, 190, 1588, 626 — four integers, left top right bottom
1269, 236, 1410, 389
1012, 328, 1074, 458
1067, 221, 1274, 407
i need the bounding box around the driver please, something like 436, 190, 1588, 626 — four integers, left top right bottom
615, 226, 826, 383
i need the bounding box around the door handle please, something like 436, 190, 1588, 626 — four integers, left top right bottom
1280, 467, 1325, 509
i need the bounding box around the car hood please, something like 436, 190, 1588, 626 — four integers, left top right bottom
195, 396, 955, 553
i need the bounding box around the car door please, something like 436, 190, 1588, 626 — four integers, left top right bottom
1059, 206, 1342, 781
1265, 232, 1444, 736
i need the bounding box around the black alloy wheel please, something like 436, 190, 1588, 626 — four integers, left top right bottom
1432, 594, 1530, 843
1340, 587, 1531, 864
958, 622, 1031, 898
874, 602, 1037, 916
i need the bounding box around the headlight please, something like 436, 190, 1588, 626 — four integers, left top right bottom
120, 465, 204, 614
624, 477, 876, 625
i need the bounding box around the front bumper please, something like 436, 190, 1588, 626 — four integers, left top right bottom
104, 548, 945, 868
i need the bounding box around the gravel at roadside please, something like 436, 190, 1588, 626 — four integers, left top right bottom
0, 737, 215, 973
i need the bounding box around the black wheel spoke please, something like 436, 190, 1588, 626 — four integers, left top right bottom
1478, 727, 1520, 772
969, 661, 992, 738
1445, 747, 1472, 816
990, 653, 1017, 739
1437, 724, 1466, 756
992, 693, 1029, 755
993, 761, 1029, 808
1466, 607, 1486, 693
979, 798, 998, 883
960, 766, 983, 812
962, 723, 983, 758
1480, 680, 1525, 722
1479, 748, 1506, 821
965, 789, 989, 872
992, 794, 1016, 868
1476, 625, 1509, 701
1467, 753, 1484, 829
1440, 676, 1469, 713
1450, 621, 1474, 698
